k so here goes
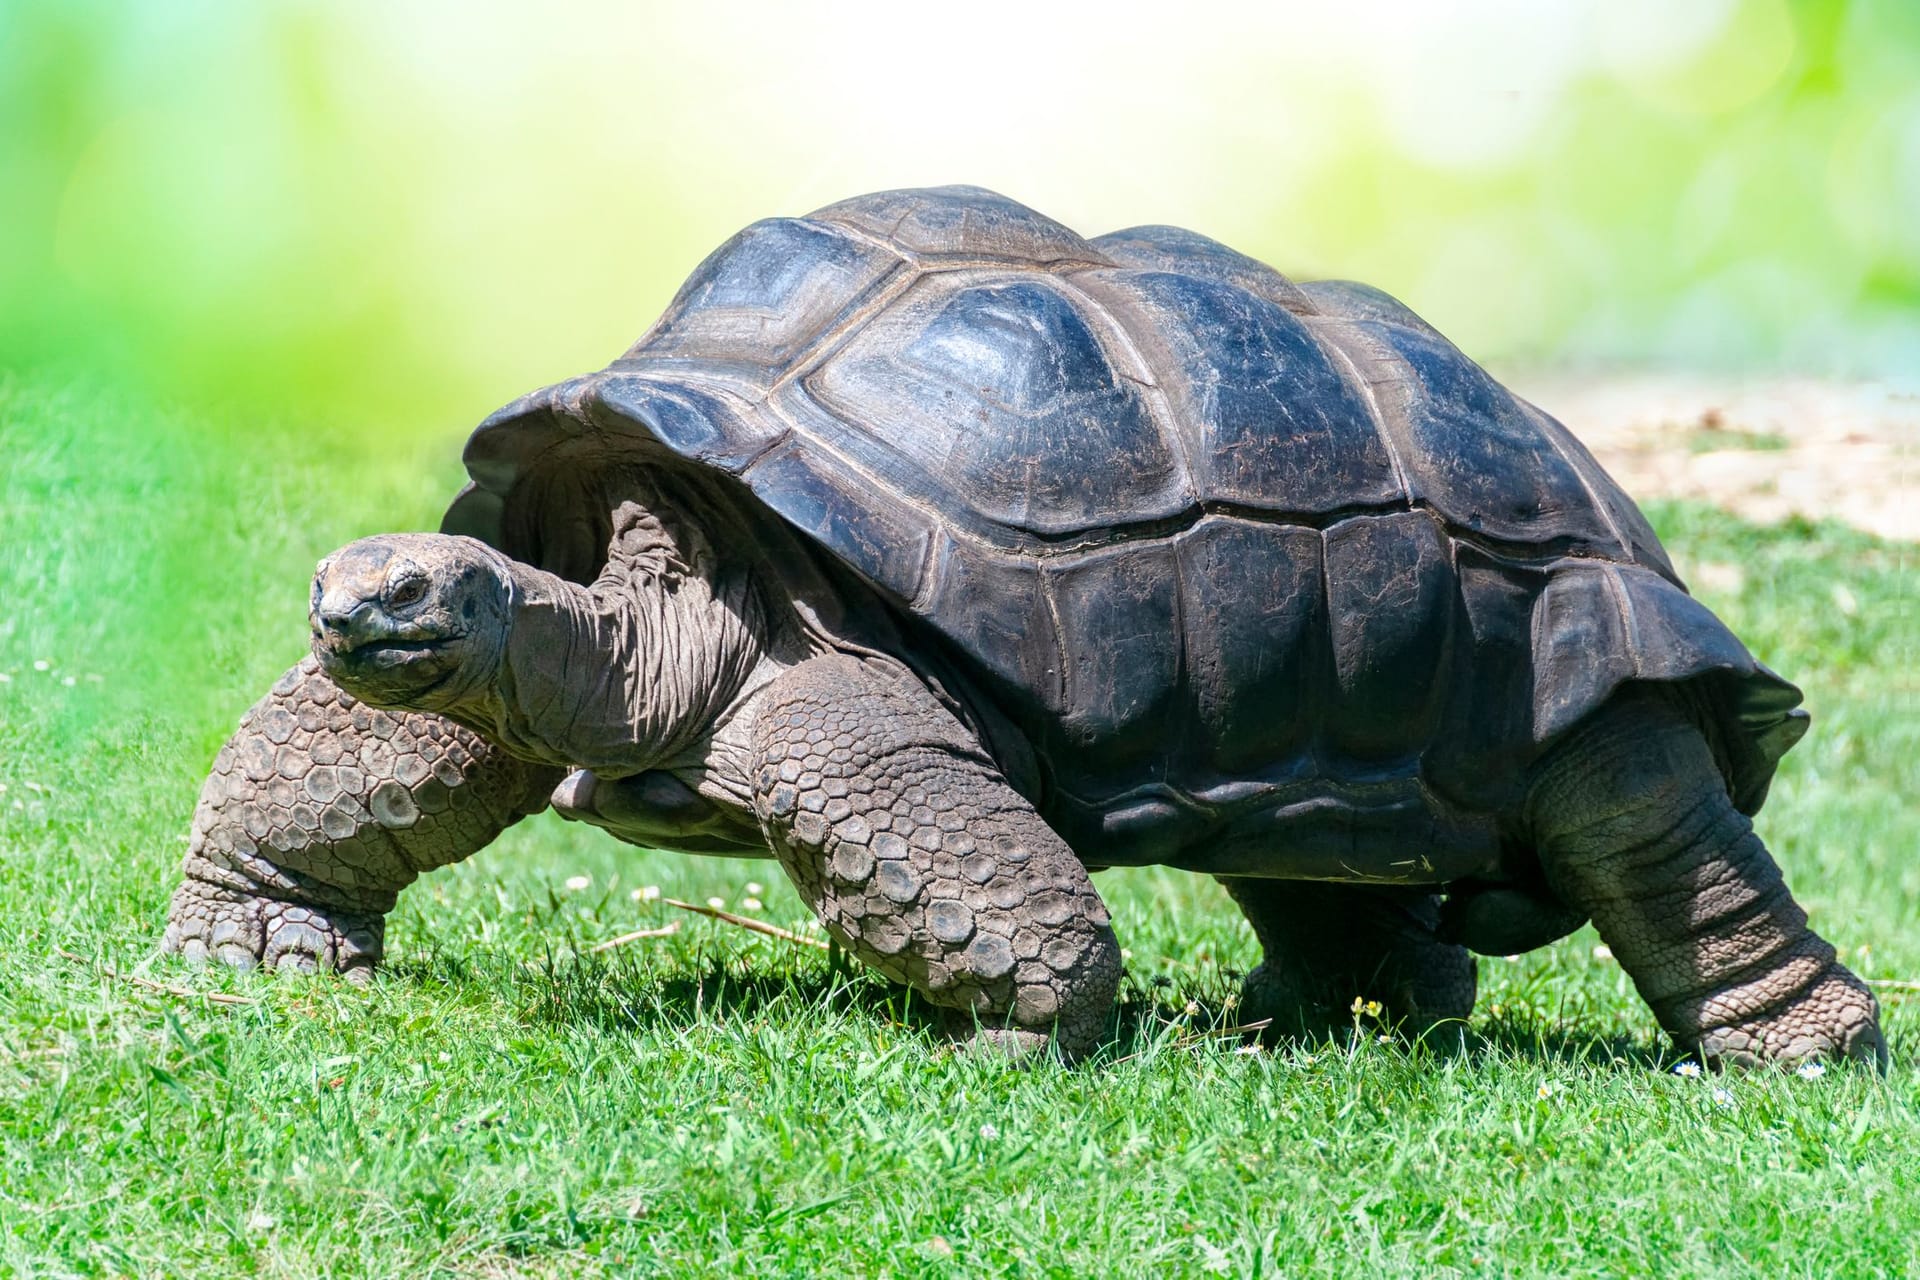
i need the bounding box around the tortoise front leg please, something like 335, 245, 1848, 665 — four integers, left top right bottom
750, 655, 1122, 1058
1528, 685, 1886, 1070
163, 657, 560, 978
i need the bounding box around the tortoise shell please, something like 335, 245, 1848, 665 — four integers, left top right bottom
445, 186, 1805, 878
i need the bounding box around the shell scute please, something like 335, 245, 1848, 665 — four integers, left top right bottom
809, 185, 1108, 265
917, 537, 1061, 715
1093, 224, 1312, 314
742, 443, 935, 604
1322, 318, 1624, 551
1323, 511, 1454, 761
1173, 518, 1324, 776
1297, 279, 1444, 337
594, 377, 776, 469
1044, 540, 1182, 773
631, 217, 900, 376
1080, 268, 1401, 515
806, 273, 1187, 538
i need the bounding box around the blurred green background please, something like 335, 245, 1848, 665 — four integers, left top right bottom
4, 0, 1917, 441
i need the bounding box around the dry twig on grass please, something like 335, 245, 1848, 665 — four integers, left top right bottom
588, 922, 682, 953
1866, 978, 1920, 994
57, 948, 257, 1007
662, 898, 831, 951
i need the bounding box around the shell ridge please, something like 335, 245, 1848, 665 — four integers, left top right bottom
771, 259, 921, 394
1517, 401, 1633, 560
1293, 316, 1417, 506
1600, 561, 1643, 677
1047, 272, 1200, 507
1162, 515, 1192, 785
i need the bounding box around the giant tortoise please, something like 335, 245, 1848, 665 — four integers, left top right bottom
163, 186, 1885, 1069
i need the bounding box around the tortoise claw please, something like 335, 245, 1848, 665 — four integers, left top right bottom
163, 879, 383, 981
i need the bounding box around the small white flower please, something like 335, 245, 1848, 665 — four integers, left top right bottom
706, 896, 727, 910
245, 1210, 275, 1233
1183, 1000, 1201, 1017
563, 875, 591, 892
1502, 954, 1522, 963
1591, 944, 1614, 961
746, 882, 764, 896
741, 897, 764, 912
1120, 948, 1133, 960
1376, 1033, 1393, 1045
32, 660, 49, 672
1195, 1237, 1232, 1274
1673, 1062, 1703, 1078
1234, 1043, 1263, 1056
1796, 1061, 1827, 1080
1536, 1082, 1556, 1100
1711, 1088, 1735, 1108
978, 1123, 999, 1140
60, 675, 75, 687
631, 885, 660, 902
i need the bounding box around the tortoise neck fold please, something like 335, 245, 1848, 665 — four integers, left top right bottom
474, 523, 769, 776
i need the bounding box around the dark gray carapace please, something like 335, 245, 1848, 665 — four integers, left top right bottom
444, 185, 1803, 882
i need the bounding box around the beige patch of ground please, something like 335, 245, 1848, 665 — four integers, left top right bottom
1509, 375, 1920, 541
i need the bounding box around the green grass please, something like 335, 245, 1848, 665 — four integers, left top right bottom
1, 373, 1916, 1278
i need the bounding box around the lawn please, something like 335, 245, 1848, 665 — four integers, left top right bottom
1, 373, 1916, 1278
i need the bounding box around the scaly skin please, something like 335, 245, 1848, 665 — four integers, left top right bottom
163, 657, 559, 977
1529, 685, 1886, 1071
1219, 879, 1477, 1040
751, 655, 1122, 1059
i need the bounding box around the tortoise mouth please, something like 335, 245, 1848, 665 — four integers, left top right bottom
314, 629, 462, 666
339, 635, 460, 668
313, 629, 468, 706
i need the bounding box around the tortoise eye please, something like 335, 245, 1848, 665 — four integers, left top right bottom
389, 577, 428, 608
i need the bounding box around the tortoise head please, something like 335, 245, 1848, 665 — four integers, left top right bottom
310, 533, 512, 712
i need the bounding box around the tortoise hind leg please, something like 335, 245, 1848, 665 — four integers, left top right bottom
1527, 684, 1884, 1070
1217, 879, 1477, 1040
163, 657, 560, 978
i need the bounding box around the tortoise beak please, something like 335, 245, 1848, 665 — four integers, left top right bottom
310, 551, 407, 660
312, 589, 388, 653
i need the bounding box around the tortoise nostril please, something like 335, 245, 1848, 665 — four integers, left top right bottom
313, 595, 377, 643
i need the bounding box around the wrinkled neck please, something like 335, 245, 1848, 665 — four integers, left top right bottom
469, 553, 766, 775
